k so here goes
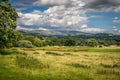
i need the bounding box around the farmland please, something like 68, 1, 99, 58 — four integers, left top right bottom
0, 46, 120, 80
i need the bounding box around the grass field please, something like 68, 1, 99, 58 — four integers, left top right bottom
0, 46, 120, 80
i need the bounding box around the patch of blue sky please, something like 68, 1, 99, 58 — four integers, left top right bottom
21, 6, 48, 13
87, 12, 120, 29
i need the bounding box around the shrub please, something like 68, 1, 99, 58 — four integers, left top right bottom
17, 40, 34, 48
0, 49, 13, 55
0, 49, 21, 55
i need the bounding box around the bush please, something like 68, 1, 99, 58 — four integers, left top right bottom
0, 49, 21, 55
17, 40, 34, 48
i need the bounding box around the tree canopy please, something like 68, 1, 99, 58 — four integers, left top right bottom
0, 0, 22, 48
0, 0, 18, 29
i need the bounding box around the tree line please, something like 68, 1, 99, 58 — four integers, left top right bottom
5, 34, 119, 48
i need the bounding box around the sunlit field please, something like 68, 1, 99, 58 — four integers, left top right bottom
0, 46, 120, 80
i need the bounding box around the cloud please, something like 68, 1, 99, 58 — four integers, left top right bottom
113, 26, 118, 31
84, 0, 120, 12
12, 0, 37, 11
17, 10, 50, 29
12, 0, 120, 13
15, 0, 120, 34
115, 6, 120, 13
33, 0, 69, 6
12, 0, 37, 6
80, 28, 105, 33
113, 17, 120, 23
17, 0, 88, 31
81, 24, 88, 29
112, 26, 120, 34
17, 12, 40, 26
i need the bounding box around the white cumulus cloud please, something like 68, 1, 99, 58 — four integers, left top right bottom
17, 0, 89, 31
13, 0, 120, 34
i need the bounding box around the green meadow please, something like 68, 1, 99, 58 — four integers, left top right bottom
0, 46, 120, 80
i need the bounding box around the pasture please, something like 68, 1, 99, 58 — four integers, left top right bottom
0, 46, 120, 80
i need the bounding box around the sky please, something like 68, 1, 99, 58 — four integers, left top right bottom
10, 0, 120, 34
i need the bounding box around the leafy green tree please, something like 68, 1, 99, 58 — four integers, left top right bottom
23, 36, 47, 47
32, 37, 47, 47
23, 36, 34, 43
77, 38, 87, 46
86, 39, 98, 47
64, 38, 76, 46
47, 36, 61, 46
0, 0, 21, 48
0, 0, 18, 29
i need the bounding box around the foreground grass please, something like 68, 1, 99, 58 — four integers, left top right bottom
0, 47, 120, 80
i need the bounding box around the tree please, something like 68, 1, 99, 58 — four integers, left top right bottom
0, 0, 18, 29
23, 36, 47, 47
86, 39, 98, 47
64, 38, 76, 46
32, 37, 45, 47
47, 36, 61, 46
0, 0, 21, 48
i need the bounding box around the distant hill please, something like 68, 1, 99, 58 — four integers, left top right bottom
18, 29, 120, 37
18, 29, 93, 36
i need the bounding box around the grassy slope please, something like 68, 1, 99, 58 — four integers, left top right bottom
0, 47, 120, 80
